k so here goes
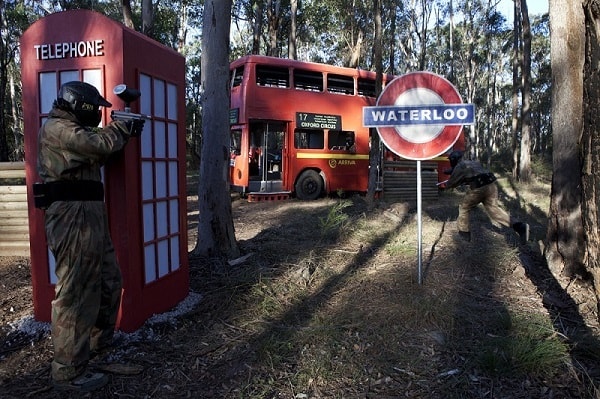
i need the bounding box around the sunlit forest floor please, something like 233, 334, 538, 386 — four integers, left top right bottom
2, 171, 600, 398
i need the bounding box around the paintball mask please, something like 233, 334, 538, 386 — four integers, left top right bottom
56, 81, 112, 127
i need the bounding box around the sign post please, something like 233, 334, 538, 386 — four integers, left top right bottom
363, 71, 475, 284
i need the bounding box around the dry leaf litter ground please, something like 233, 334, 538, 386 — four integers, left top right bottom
1, 175, 600, 398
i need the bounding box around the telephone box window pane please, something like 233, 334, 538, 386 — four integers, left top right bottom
82, 69, 102, 92
153, 79, 166, 118
156, 201, 168, 237
157, 240, 169, 277
170, 237, 180, 271
169, 162, 178, 196
154, 121, 166, 158
59, 70, 78, 85
141, 128, 153, 157
155, 162, 167, 198
168, 123, 177, 158
169, 199, 179, 232
142, 161, 154, 200
39, 73, 57, 114
143, 203, 155, 241
144, 245, 157, 283
48, 249, 57, 284
167, 83, 177, 120
140, 74, 152, 116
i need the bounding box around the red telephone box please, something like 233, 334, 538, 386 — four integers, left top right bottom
21, 10, 189, 332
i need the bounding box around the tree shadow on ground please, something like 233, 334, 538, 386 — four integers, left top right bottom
186, 198, 416, 396
497, 180, 600, 394
426, 181, 600, 396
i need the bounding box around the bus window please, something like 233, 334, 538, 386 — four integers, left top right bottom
294, 129, 324, 149
328, 130, 355, 152
231, 66, 244, 88
358, 77, 377, 97
294, 69, 323, 92
256, 65, 289, 88
327, 74, 354, 95
230, 129, 242, 156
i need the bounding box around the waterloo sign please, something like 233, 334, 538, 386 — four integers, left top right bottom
363, 71, 474, 160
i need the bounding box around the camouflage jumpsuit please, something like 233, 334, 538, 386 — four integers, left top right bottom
37, 107, 130, 382
445, 159, 513, 233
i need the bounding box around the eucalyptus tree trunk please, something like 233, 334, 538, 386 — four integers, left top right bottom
511, 0, 520, 179
518, 0, 532, 182
387, 0, 397, 73
194, 0, 240, 259
581, 1, 600, 307
252, 0, 263, 54
288, 0, 297, 59
121, 0, 135, 29
266, 0, 281, 57
0, 4, 9, 161
9, 71, 23, 160
545, 0, 585, 280
141, 0, 154, 36
464, 1, 478, 158
367, 0, 383, 206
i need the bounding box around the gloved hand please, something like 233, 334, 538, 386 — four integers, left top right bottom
125, 119, 145, 137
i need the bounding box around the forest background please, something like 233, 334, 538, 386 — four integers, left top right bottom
0, 0, 549, 172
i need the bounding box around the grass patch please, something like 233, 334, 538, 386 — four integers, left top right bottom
318, 200, 351, 239
475, 312, 570, 377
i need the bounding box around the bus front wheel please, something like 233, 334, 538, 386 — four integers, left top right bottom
295, 170, 323, 200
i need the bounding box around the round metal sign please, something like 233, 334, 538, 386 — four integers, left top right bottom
375, 71, 465, 160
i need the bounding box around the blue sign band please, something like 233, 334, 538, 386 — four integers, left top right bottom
363, 104, 475, 127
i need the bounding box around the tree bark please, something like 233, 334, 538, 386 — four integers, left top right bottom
545, 0, 585, 278
193, 0, 240, 259
288, 0, 297, 59
581, 0, 600, 305
511, 0, 520, 179
142, 0, 154, 36
519, 0, 533, 182
252, 0, 263, 54
266, 0, 281, 57
121, 0, 135, 29
0, 4, 11, 161
367, 0, 383, 206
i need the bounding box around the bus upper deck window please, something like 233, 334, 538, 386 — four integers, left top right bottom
327, 74, 354, 95
358, 78, 377, 97
256, 65, 290, 88
294, 69, 323, 92
294, 129, 324, 149
231, 66, 244, 88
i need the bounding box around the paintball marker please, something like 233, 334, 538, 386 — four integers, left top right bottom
110, 84, 151, 122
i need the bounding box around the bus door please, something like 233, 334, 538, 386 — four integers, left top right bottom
248, 121, 286, 193
229, 128, 244, 191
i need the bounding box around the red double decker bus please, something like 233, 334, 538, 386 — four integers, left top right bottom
228, 55, 460, 200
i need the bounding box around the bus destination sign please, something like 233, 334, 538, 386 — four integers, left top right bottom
296, 112, 341, 130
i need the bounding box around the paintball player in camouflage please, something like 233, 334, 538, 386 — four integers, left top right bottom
442, 150, 529, 244
36, 81, 144, 392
